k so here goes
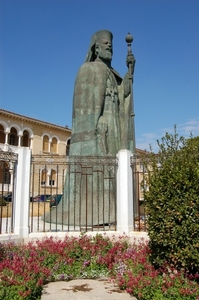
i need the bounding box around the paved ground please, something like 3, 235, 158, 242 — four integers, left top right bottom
41, 279, 137, 300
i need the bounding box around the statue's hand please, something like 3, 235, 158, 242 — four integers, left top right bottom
126, 53, 136, 72
96, 116, 108, 154
97, 116, 108, 135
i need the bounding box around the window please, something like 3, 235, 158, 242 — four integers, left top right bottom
41, 169, 47, 185
21, 130, 29, 147
50, 137, 57, 153
0, 125, 5, 144
49, 179, 55, 186
0, 161, 10, 184
10, 134, 16, 145
9, 128, 18, 146
4, 170, 11, 184
41, 169, 56, 187
49, 170, 56, 186
140, 180, 148, 192
43, 135, 49, 152
140, 163, 147, 173
66, 139, 70, 155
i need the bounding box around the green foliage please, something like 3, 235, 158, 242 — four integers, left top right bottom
0, 285, 42, 300
0, 197, 7, 206
143, 126, 199, 272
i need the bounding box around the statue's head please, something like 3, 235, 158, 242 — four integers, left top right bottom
85, 30, 113, 63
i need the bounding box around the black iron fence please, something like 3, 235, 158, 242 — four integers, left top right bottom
0, 148, 18, 234
29, 155, 118, 233
0, 151, 148, 235
131, 156, 147, 232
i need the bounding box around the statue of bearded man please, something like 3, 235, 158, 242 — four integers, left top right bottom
70, 30, 135, 156
43, 30, 135, 227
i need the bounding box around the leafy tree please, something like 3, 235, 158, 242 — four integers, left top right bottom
142, 126, 199, 272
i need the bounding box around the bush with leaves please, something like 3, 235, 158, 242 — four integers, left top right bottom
0, 197, 7, 206
142, 127, 199, 273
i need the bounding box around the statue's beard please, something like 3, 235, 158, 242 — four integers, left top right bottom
98, 49, 112, 62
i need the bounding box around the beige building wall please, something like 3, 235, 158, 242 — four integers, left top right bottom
0, 109, 71, 196
0, 109, 71, 155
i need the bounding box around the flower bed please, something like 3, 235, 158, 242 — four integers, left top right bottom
0, 234, 199, 300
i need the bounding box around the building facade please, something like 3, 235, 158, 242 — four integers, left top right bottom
0, 109, 71, 155
0, 109, 71, 196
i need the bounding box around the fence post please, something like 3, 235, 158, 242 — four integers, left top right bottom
14, 147, 31, 238
117, 149, 134, 234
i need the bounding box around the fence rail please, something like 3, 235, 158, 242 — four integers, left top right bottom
29, 155, 118, 233
0, 147, 18, 234
131, 155, 147, 232
0, 149, 147, 237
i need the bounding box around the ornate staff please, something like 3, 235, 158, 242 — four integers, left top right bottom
125, 32, 136, 155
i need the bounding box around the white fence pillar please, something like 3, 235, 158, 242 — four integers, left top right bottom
14, 147, 31, 238
117, 149, 134, 234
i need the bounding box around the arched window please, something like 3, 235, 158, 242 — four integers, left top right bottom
9, 127, 18, 146
21, 130, 30, 147
40, 169, 57, 186
50, 137, 57, 153
41, 169, 48, 185
66, 139, 70, 156
0, 161, 10, 184
43, 135, 49, 152
0, 125, 5, 144
140, 180, 148, 192
49, 169, 56, 186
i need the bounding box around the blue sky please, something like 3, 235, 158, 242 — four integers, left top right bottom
0, 0, 199, 151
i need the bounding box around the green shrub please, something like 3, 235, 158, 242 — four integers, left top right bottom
143, 127, 199, 273
0, 197, 7, 206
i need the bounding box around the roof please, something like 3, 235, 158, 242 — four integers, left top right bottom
0, 109, 71, 133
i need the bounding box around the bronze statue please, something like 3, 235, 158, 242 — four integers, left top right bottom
44, 30, 136, 227
70, 30, 135, 156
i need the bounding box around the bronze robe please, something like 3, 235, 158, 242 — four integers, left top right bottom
70, 59, 133, 156
43, 60, 133, 226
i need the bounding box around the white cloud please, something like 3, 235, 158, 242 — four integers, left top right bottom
178, 118, 199, 136
136, 117, 199, 152
136, 132, 159, 152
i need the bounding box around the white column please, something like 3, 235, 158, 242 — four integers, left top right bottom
18, 135, 22, 147
14, 147, 31, 238
30, 137, 33, 149
49, 138, 52, 152
5, 132, 8, 144
9, 168, 13, 189
117, 149, 134, 234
